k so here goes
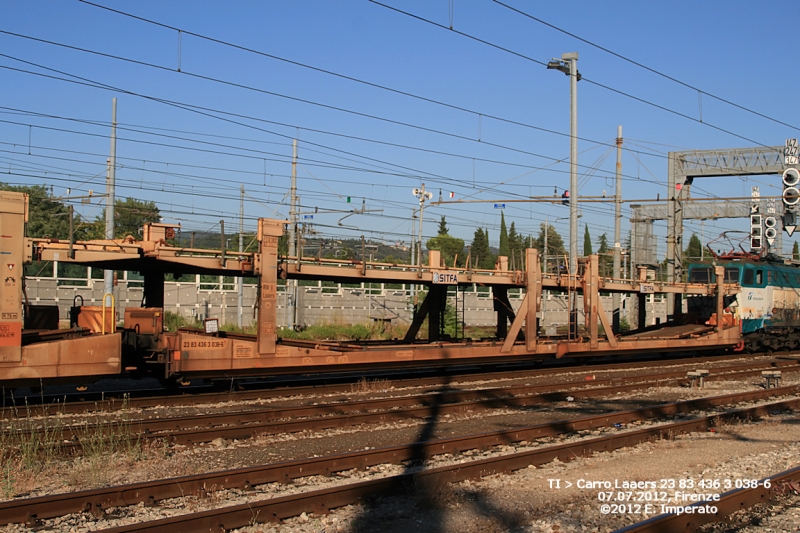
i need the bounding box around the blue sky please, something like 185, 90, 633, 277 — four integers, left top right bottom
1, 1, 798, 258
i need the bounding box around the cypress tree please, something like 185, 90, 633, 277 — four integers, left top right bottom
508, 221, 520, 255
684, 233, 703, 262
583, 225, 593, 255
470, 227, 495, 269
437, 216, 448, 236
499, 212, 509, 257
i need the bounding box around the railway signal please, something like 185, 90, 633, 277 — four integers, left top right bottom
765, 216, 778, 247
782, 167, 799, 236
750, 213, 762, 251
750, 186, 762, 251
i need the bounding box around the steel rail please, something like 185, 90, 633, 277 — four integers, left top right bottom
17, 362, 799, 447
614, 465, 800, 532
64, 395, 800, 533
6, 352, 769, 417
5, 385, 799, 527
17, 378, 679, 449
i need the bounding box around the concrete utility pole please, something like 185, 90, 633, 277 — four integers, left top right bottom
104, 98, 117, 304
238, 184, 244, 328
612, 126, 623, 334
287, 140, 298, 330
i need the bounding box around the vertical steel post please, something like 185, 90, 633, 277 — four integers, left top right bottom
566, 53, 579, 277
412, 184, 432, 306
220, 220, 225, 267
715, 265, 725, 335
288, 140, 297, 330
104, 98, 117, 304
418, 183, 428, 266
68, 204, 74, 259
542, 217, 548, 327
612, 125, 623, 334
564, 52, 579, 338
410, 209, 416, 309
238, 184, 244, 328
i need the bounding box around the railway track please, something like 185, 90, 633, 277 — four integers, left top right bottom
615, 465, 800, 532
3, 385, 799, 530
4, 353, 785, 417
10, 359, 800, 449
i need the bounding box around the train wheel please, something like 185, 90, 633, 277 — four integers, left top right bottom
744, 337, 759, 353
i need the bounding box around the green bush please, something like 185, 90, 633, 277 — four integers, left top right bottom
163, 311, 200, 332
278, 322, 405, 341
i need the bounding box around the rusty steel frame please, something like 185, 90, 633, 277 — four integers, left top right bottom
5, 386, 799, 528
12, 207, 745, 382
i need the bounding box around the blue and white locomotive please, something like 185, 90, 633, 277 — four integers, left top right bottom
687, 255, 800, 352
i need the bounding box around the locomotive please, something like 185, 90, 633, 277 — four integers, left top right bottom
687, 248, 800, 352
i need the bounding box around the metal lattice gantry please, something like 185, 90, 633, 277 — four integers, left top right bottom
665, 145, 784, 317
631, 200, 756, 267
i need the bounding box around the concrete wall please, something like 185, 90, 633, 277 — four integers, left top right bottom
24, 273, 665, 329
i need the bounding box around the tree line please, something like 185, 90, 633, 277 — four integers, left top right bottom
1, 184, 161, 241
428, 212, 616, 273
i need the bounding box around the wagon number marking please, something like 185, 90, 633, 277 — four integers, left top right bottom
182, 340, 225, 349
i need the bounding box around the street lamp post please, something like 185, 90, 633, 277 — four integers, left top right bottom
547, 52, 580, 274
412, 184, 433, 308
547, 52, 580, 337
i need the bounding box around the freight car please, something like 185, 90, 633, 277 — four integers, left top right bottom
0, 191, 744, 389
687, 253, 800, 352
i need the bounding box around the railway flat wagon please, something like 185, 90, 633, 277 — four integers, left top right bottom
1, 191, 743, 387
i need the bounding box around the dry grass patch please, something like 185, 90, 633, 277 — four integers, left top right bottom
350, 377, 393, 394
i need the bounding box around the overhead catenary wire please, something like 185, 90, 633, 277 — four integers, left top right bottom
490, 0, 800, 133
0, 28, 743, 172
0, 105, 607, 187
0, 57, 652, 185
4, 166, 624, 244
40, 9, 648, 152
3, 6, 764, 252
367, 0, 774, 149
0, 104, 672, 198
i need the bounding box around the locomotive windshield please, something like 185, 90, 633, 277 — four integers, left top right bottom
688, 266, 740, 283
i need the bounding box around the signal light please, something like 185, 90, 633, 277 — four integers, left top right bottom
750, 214, 763, 251
784, 188, 800, 206
783, 168, 800, 206
782, 168, 800, 236
783, 168, 800, 187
